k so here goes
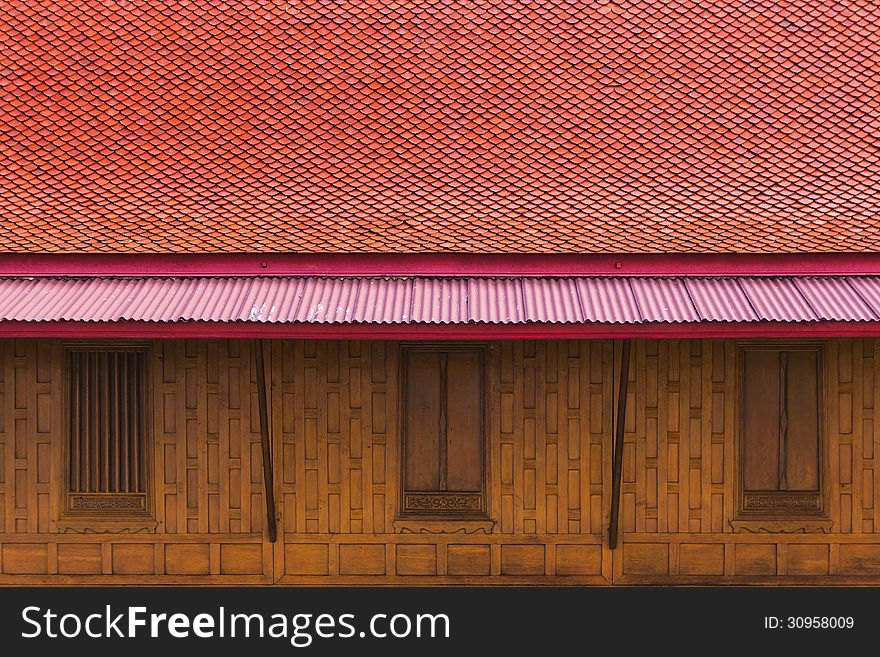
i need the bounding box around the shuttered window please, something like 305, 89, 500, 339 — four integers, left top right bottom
400, 345, 486, 516
65, 347, 150, 515
739, 345, 823, 515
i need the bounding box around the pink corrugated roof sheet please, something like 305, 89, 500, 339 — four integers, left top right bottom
684, 278, 756, 322
411, 278, 467, 324
1, 276, 879, 325
737, 278, 817, 322
794, 277, 877, 322
522, 278, 584, 323
630, 278, 700, 323
467, 278, 525, 324
574, 278, 640, 323
848, 278, 880, 318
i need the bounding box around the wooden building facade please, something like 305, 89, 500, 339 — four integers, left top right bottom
2, 335, 878, 585
4, 0, 880, 594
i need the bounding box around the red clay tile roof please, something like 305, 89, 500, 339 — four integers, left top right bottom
2, 1, 879, 254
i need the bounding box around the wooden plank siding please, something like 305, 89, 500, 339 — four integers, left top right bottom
0, 338, 878, 584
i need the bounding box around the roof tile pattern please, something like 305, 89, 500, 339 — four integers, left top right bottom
2, 1, 880, 253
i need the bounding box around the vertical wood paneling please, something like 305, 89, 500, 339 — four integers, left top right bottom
829, 340, 842, 531
2, 338, 880, 585
489, 343, 503, 536
0, 341, 7, 535
534, 341, 546, 535
48, 341, 62, 536
850, 340, 862, 533
360, 342, 374, 537
150, 340, 263, 537
499, 341, 515, 534
625, 340, 737, 538
618, 339, 880, 583
174, 340, 187, 534
873, 339, 880, 535
634, 340, 647, 534
0, 339, 269, 582
384, 342, 398, 540
274, 340, 609, 582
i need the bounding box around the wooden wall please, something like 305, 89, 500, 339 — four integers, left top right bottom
1, 337, 879, 584
0, 339, 271, 583
273, 340, 611, 584
616, 338, 880, 584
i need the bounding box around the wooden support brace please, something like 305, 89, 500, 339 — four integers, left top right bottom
608, 339, 632, 550
253, 338, 278, 543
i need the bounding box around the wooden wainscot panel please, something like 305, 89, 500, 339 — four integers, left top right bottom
500, 544, 545, 575
111, 544, 155, 575
396, 545, 437, 576
2, 544, 49, 574
679, 544, 724, 576
446, 545, 490, 576
219, 544, 263, 575
165, 544, 210, 575
338, 544, 386, 575
839, 545, 880, 575
787, 544, 830, 575
284, 544, 329, 575
57, 544, 103, 575
622, 544, 668, 575
734, 544, 777, 576
555, 544, 602, 576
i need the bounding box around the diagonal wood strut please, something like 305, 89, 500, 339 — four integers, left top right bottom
253, 338, 278, 543
608, 339, 632, 550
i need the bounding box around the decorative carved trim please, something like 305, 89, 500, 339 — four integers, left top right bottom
403, 492, 483, 512
730, 519, 833, 534
56, 519, 158, 534
68, 494, 146, 512
393, 518, 496, 534
742, 493, 820, 511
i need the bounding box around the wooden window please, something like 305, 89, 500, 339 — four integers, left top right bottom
64, 346, 150, 516
738, 344, 823, 516
400, 345, 486, 517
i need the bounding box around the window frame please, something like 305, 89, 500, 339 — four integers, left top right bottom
397, 343, 489, 520
60, 341, 154, 524
734, 341, 828, 521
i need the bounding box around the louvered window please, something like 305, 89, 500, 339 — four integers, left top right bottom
65, 347, 150, 514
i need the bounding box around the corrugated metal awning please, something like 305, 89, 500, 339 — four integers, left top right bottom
2, 276, 880, 332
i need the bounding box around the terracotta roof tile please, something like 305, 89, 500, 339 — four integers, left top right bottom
1, 1, 879, 254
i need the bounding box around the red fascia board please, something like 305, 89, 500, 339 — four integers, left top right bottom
3, 321, 880, 339
2, 253, 880, 277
